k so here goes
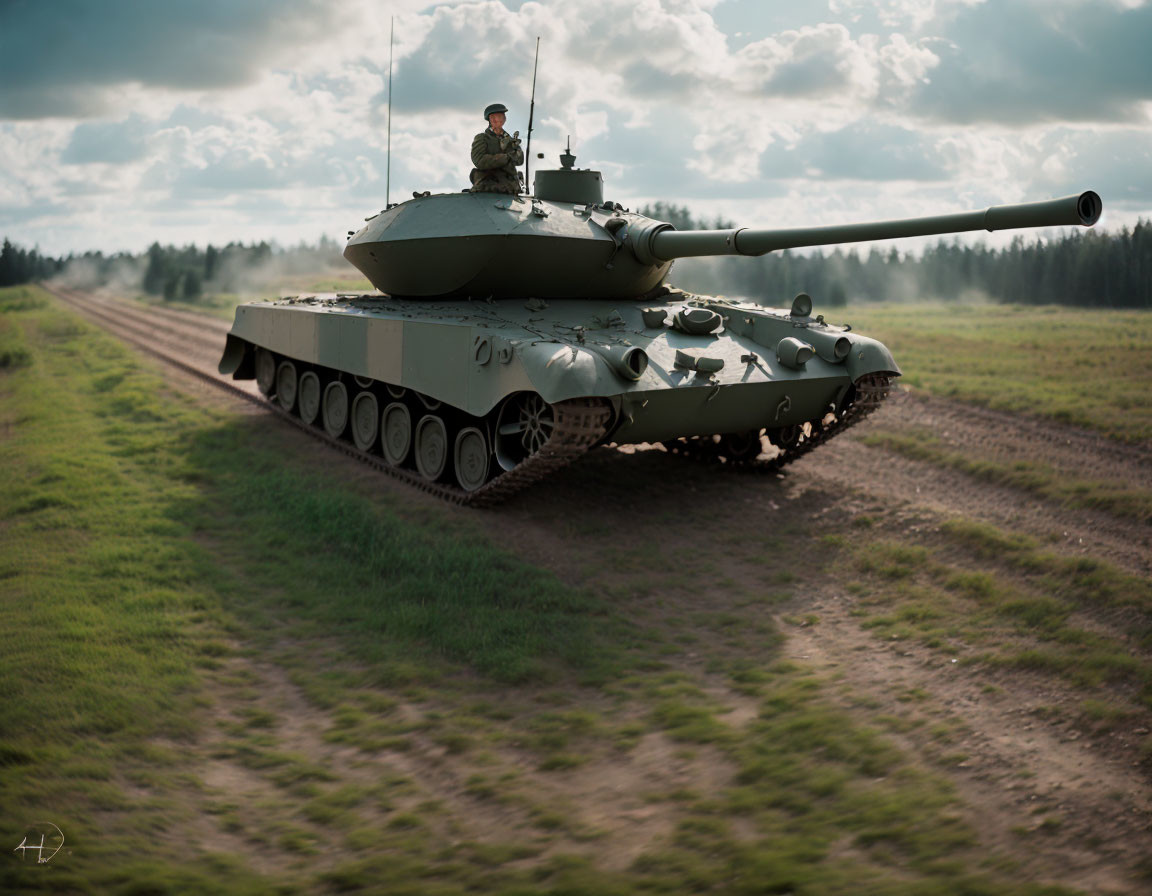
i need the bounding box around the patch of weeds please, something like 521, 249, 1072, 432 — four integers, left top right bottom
942, 569, 1000, 601
997, 596, 1070, 631
942, 520, 1152, 613
1078, 698, 1139, 730
301, 785, 366, 828
277, 825, 321, 854
612, 720, 647, 751
0, 345, 32, 369
464, 773, 499, 800
856, 541, 930, 579
0, 285, 48, 313
386, 811, 424, 830
650, 699, 732, 744
532, 809, 568, 831
538, 753, 585, 771
235, 706, 279, 730
466, 842, 542, 867
433, 731, 475, 754
845, 518, 1152, 703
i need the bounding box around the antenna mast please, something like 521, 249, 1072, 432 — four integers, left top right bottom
385, 16, 394, 208
525, 36, 540, 194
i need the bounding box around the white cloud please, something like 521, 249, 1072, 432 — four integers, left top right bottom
0, 0, 1147, 255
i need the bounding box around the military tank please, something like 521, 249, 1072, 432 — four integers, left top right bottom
218, 146, 1101, 503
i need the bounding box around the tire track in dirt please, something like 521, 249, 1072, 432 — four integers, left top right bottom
784, 584, 1152, 896
796, 394, 1152, 579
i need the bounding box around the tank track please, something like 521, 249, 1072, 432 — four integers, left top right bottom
661, 373, 892, 473
312, 394, 612, 508
253, 367, 612, 507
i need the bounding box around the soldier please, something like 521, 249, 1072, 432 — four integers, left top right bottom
470, 102, 524, 195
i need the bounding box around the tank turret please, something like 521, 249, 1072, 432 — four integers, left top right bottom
343, 148, 1099, 300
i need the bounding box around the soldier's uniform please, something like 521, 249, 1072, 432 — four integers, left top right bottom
470, 104, 524, 194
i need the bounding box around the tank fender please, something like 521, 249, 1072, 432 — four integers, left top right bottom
514, 341, 625, 404
218, 334, 255, 379
844, 334, 901, 380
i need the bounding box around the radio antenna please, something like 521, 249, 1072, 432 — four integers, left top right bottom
385, 16, 394, 208
525, 36, 540, 194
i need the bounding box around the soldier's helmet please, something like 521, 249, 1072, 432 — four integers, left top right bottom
483, 103, 508, 120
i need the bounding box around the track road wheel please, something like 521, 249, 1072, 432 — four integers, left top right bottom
323, 381, 349, 438
275, 361, 298, 412
495, 393, 554, 471
255, 348, 276, 396
767, 424, 801, 452
719, 429, 762, 462
351, 391, 379, 451
298, 372, 321, 425
454, 427, 491, 492
381, 401, 412, 466
415, 415, 451, 481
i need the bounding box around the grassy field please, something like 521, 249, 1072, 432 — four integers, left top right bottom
5, 283, 1134, 893
836, 301, 1152, 442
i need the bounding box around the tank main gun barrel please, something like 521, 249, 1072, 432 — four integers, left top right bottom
635, 191, 1102, 264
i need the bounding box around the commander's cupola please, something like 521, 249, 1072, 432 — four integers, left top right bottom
532, 137, 604, 205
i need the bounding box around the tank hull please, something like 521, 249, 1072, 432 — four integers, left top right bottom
220, 291, 898, 443
219, 289, 899, 498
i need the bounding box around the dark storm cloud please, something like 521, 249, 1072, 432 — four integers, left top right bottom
909, 0, 1152, 125
0, 0, 326, 119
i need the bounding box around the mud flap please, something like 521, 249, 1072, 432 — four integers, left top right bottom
218, 334, 254, 379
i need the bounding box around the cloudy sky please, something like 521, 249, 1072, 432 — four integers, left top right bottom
2, 0, 1150, 256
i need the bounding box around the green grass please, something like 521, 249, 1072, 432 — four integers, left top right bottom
864, 428, 1152, 523
839, 522, 1152, 708
839, 301, 1152, 442
0, 285, 622, 891
0, 284, 1106, 893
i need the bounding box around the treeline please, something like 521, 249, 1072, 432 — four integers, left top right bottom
0, 236, 346, 298
639, 204, 1152, 308
140, 237, 346, 299
3, 213, 1151, 308
0, 238, 65, 286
